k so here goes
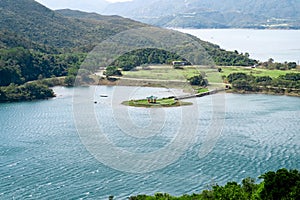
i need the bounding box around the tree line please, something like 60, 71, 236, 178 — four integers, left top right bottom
227, 72, 300, 94
0, 47, 86, 101
111, 48, 257, 72
126, 168, 300, 200
0, 82, 55, 102
261, 58, 297, 70
0, 47, 85, 87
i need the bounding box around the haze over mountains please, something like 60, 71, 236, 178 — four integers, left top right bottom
36, 0, 300, 29
36, 0, 109, 13
102, 0, 300, 28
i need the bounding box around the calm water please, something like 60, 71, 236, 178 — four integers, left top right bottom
176, 29, 300, 63
0, 86, 299, 199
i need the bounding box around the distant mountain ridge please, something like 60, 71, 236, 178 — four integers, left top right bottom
102, 0, 300, 29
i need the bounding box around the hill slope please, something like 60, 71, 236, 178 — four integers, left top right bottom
0, 0, 145, 49
103, 0, 300, 29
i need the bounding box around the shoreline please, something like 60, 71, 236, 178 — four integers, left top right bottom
97, 78, 300, 98
1, 74, 299, 104
226, 89, 300, 97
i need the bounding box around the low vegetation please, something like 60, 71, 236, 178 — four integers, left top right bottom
126, 168, 300, 200
0, 82, 55, 102
226, 72, 300, 95
188, 74, 208, 86
261, 59, 297, 70
220, 66, 300, 78
122, 98, 192, 108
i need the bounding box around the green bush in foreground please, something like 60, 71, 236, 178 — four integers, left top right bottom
127, 168, 300, 200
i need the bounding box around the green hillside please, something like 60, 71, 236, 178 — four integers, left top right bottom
0, 0, 145, 102
0, 0, 145, 49
0, 0, 257, 102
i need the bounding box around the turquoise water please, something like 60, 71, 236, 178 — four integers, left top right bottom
0, 86, 299, 199
176, 29, 300, 63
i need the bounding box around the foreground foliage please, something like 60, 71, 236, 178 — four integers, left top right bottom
127, 168, 300, 200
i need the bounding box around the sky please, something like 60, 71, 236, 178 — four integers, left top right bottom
106, 0, 132, 2
35, 0, 132, 12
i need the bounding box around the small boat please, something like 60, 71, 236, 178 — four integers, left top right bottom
100, 94, 108, 97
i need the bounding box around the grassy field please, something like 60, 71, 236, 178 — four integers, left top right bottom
122, 65, 224, 83
118, 65, 300, 91
198, 88, 209, 93
219, 66, 300, 78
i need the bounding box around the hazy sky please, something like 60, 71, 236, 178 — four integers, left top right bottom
35, 0, 132, 12
106, 0, 132, 2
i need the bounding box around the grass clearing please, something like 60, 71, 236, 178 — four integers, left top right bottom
198, 88, 209, 93
122, 65, 223, 83
122, 97, 192, 107
220, 66, 300, 78
119, 65, 300, 90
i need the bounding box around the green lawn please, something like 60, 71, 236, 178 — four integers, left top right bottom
122, 65, 223, 83
122, 97, 192, 107
121, 65, 300, 88
198, 88, 209, 93
220, 66, 300, 78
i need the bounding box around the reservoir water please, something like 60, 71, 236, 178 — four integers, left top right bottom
176, 29, 300, 63
0, 86, 299, 199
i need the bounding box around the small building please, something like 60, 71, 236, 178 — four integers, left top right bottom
172, 61, 188, 68
147, 96, 158, 103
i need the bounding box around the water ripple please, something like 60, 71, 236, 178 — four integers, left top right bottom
0, 88, 299, 199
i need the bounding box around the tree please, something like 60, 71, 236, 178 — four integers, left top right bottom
255, 76, 272, 83
22, 82, 55, 99
64, 75, 76, 87
242, 177, 256, 198
0, 88, 7, 102
188, 74, 208, 86
259, 168, 300, 200
268, 58, 274, 64
232, 79, 253, 91
287, 62, 297, 69
213, 182, 247, 200
227, 72, 250, 83
0, 66, 24, 86
105, 66, 122, 77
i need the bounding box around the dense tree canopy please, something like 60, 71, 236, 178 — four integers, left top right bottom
0, 47, 86, 87
127, 168, 300, 200
227, 72, 300, 94
0, 82, 55, 102
188, 74, 208, 86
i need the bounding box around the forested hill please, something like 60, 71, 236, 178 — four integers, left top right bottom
0, 0, 146, 102
103, 0, 300, 29
0, 0, 145, 50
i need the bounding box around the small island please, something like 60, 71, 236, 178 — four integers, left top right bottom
122, 97, 192, 108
